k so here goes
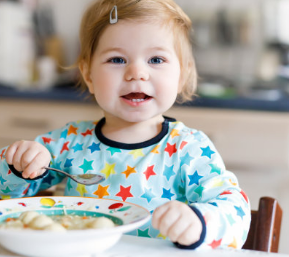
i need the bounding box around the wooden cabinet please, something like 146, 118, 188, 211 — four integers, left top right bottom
0, 99, 103, 149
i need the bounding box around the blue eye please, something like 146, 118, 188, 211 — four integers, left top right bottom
109, 57, 126, 64
149, 57, 164, 64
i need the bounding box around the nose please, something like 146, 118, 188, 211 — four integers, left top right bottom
124, 62, 149, 81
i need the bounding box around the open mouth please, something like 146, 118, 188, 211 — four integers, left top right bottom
121, 92, 152, 102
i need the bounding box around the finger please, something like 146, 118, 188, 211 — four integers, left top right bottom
152, 203, 170, 229
158, 208, 181, 236
166, 216, 188, 243
22, 152, 49, 179
20, 146, 44, 173
11, 141, 29, 172
29, 171, 39, 179
176, 223, 202, 246
5, 141, 22, 165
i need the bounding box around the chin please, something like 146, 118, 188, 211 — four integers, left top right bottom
121, 113, 163, 124
122, 116, 148, 123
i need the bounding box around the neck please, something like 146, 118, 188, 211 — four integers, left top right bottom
101, 115, 165, 144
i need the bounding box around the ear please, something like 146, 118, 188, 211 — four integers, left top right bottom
79, 61, 94, 94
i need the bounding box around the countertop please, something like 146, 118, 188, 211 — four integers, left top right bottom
0, 235, 288, 257
1, 83, 289, 112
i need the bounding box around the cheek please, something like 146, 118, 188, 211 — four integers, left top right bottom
161, 68, 181, 96
90, 71, 114, 95
155, 77, 179, 105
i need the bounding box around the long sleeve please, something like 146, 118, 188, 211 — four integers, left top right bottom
0, 124, 73, 199
0, 146, 45, 199
179, 130, 251, 249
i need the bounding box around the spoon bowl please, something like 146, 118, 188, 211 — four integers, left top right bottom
43, 167, 105, 185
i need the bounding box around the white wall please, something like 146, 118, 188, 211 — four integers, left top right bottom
39, 0, 92, 65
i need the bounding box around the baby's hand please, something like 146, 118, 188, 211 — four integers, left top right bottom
152, 201, 202, 246
5, 140, 51, 179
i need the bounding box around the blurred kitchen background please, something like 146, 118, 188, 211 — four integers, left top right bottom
1, 0, 289, 253
0, 0, 289, 107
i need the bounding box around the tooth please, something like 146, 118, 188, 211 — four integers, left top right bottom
132, 99, 144, 102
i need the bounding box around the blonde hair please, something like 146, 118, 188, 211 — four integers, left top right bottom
77, 0, 197, 103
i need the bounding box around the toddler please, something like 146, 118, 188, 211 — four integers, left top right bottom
0, 0, 250, 250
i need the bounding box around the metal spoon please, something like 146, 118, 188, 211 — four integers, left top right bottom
43, 167, 105, 186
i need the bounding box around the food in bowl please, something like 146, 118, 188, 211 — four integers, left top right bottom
0, 210, 115, 231
0, 197, 151, 257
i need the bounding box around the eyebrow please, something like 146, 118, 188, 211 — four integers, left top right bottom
99, 46, 172, 55
99, 47, 125, 55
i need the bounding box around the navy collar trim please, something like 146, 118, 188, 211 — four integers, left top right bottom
95, 116, 176, 150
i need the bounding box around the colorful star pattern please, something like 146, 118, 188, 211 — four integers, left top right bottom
116, 185, 133, 201
209, 163, 222, 175
143, 165, 156, 180
0, 119, 250, 250
129, 149, 144, 159
0, 175, 7, 185
212, 178, 224, 188
180, 141, 188, 150
141, 188, 156, 203
240, 190, 249, 203
60, 141, 69, 154
180, 152, 194, 167
226, 214, 236, 226
163, 165, 175, 181
60, 129, 68, 139
188, 171, 203, 186
42, 137, 53, 144
170, 129, 180, 138
201, 146, 215, 159
209, 239, 222, 249
2, 186, 12, 194
137, 228, 150, 238
107, 147, 122, 156
72, 143, 83, 152
228, 237, 238, 249
67, 125, 78, 135
161, 188, 175, 200
79, 159, 94, 173
151, 145, 160, 154
122, 166, 137, 178
76, 183, 88, 196
64, 158, 73, 168
164, 143, 177, 157
88, 142, 101, 153
67, 179, 73, 191
157, 233, 167, 239
100, 163, 116, 179
0, 149, 5, 160
93, 184, 109, 198
235, 206, 245, 219
195, 185, 205, 197
81, 129, 93, 137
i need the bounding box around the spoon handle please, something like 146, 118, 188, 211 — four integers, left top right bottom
43, 166, 72, 178
43, 166, 105, 185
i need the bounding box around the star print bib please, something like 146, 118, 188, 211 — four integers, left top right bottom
0, 117, 250, 249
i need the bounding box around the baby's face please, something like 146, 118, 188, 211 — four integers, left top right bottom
82, 20, 181, 124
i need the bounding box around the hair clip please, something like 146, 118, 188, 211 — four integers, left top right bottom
110, 5, 118, 24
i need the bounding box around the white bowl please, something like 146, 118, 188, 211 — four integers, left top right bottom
0, 196, 151, 257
